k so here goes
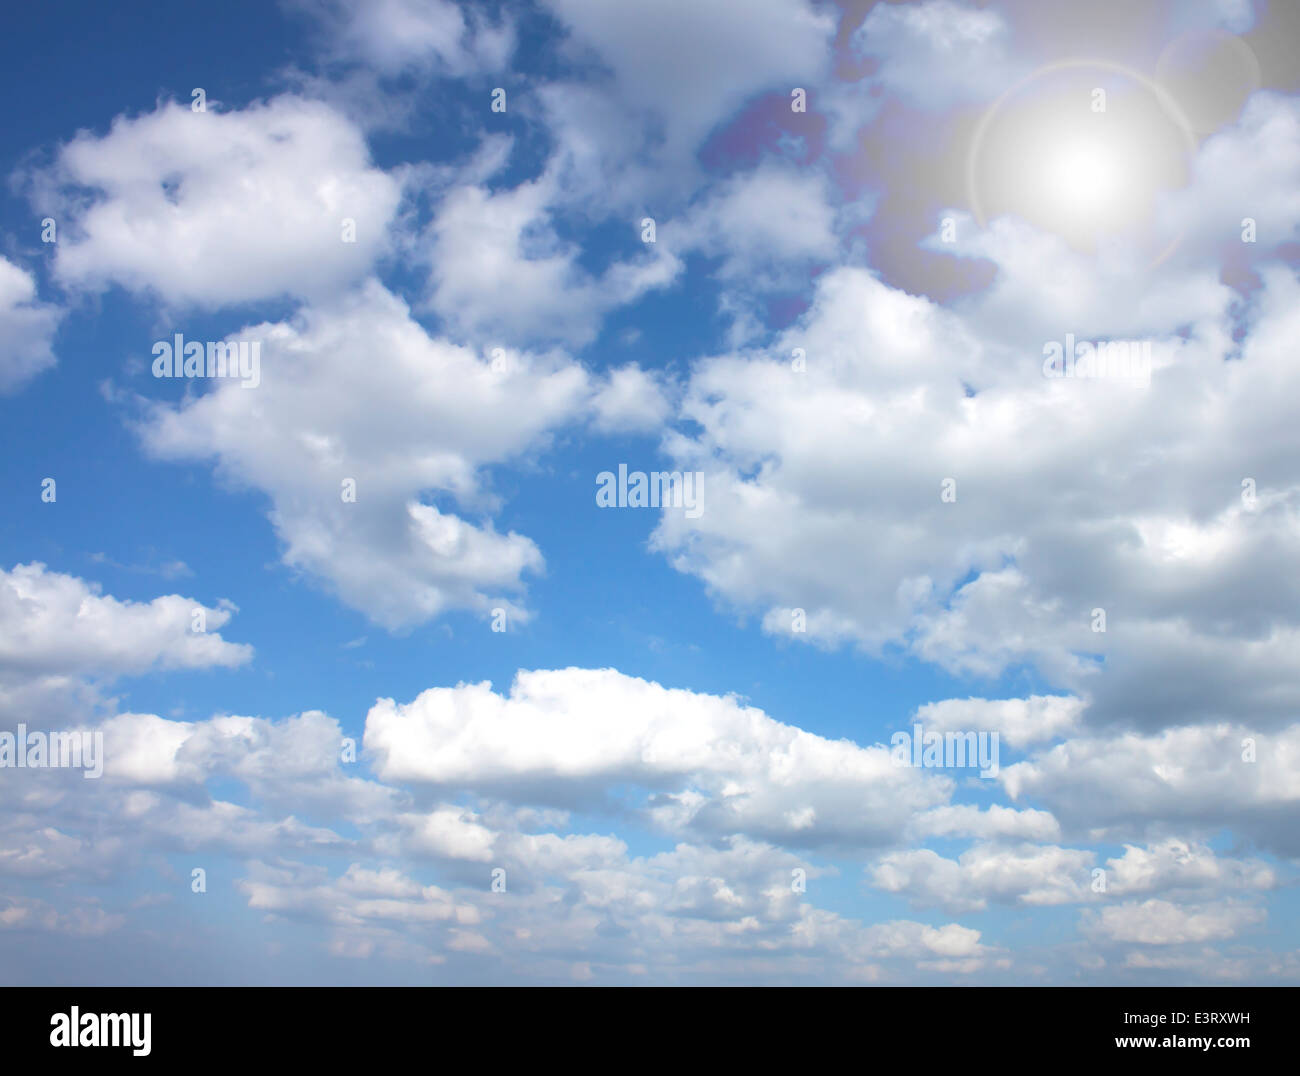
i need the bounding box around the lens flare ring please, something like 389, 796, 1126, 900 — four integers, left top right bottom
966, 58, 1197, 266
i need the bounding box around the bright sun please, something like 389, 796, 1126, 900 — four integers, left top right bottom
1042, 136, 1123, 216
966, 60, 1197, 260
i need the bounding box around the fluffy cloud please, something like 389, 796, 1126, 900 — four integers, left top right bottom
852, 0, 1019, 110
871, 842, 1096, 913
46, 96, 400, 307
912, 695, 1083, 748
870, 837, 1275, 914
0, 654, 1291, 983
228, 839, 990, 982
295, 0, 514, 75
1082, 898, 1266, 945
0, 706, 379, 889
1105, 838, 1276, 896
0, 258, 61, 394
423, 174, 680, 346
0, 663, 1009, 982
909, 803, 1061, 841
1159, 93, 1300, 258
999, 722, 1300, 855
364, 666, 954, 848
540, 0, 834, 165
590, 364, 673, 435
137, 281, 593, 628
6, 0, 1299, 989
665, 163, 839, 287
650, 138, 1300, 732
0, 896, 123, 937
0, 562, 250, 683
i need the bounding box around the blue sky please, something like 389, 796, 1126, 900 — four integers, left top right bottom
1, 0, 1299, 985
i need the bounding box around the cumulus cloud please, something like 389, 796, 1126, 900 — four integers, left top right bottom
540, 0, 834, 165
0, 705, 382, 891
0, 663, 1005, 983
0, 896, 123, 937
294, 0, 514, 75
1082, 898, 1266, 945
5, 0, 1299, 989
590, 364, 673, 434
0, 653, 1291, 983
364, 666, 954, 848
665, 162, 840, 287
852, 0, 1019, 110
45, 95, 400, 307
913, 695, 1084, 748
0, 257, 61, 394
870, 837, 1275, 914
871, 842, 1096, 913
422, 174, 680, 347
0, 562, 251, 683
136, 281, 593, 629
999, 721, 1300, 855
1158, 93, 1300, 259
909, 803, 1061, 841
650, 129, 1300, 732
1104, 838, 1276, 896
227, 839, 989, 981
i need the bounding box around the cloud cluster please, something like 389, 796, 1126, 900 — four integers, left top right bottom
5, 0, 1299, 987
651, 99, 1300, 738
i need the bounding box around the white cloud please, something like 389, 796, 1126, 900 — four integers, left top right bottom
1159, 93, 1300, 258
137, 281, 593, 629
0, 562, 251, 682
5, 0, 1299, 988
401, 806, 496, 862
853, 0, 1017, 110
999, 721, 1300, 855
910, 803, 1061, 841
295, 0, 514, 75
1105, 838, 1276, 896
423, 175, 680, 347
666, 163, 839, 287
870, 837, 1275, 914
0, 657, 1290, 983
0, 705, 383, 890
540, 0, 834, 163
239, 860, 479, 931
913, 695, 1084, 748
1082, 898, 1266, 945
228, 838, 987, 982
0, 257, 61, 394
48, 96, 400, 307
650, 178, 1300, 726
363, 666, 955, 848
871, 842, 1095, 913
0, 896, 123, 937
590, 364, 672, 434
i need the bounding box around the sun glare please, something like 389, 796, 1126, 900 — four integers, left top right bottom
1042, 135, 1123, 217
